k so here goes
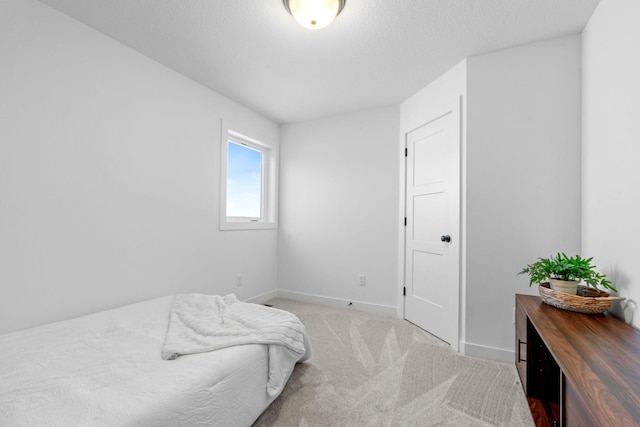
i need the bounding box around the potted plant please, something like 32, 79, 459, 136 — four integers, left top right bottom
518, 252, 617, 295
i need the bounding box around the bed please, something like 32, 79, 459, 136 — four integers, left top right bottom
0, 294, 310, 426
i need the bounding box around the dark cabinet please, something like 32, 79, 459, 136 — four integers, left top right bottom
515, 294, 640, 427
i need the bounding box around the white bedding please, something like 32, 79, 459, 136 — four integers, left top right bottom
0, 296, 309, 427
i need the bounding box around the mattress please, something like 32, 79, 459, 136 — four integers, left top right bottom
0, 296, 305, 426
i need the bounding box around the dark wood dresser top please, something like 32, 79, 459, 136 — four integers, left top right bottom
517, 294, 640, 426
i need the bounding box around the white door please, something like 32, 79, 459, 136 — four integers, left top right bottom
404, 100, 461, 350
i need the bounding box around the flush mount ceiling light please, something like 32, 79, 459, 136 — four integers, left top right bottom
283, 0, 346, 30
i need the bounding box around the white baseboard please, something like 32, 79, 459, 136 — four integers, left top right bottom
244, 289, 279, 305
276, 289, 398, 318
460, 340, 514, 364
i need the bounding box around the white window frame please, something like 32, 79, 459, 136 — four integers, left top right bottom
219, 121, 278, 230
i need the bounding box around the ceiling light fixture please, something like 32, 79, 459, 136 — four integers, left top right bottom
283, 0, 346, 30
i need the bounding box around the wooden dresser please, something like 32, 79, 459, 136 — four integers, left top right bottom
515, 294, 640, 427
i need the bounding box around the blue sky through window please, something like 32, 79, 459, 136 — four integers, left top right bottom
227, 141, 263, 217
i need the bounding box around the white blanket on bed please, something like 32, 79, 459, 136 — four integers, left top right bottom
0, 296, 308, 426
161, 293, 309, 396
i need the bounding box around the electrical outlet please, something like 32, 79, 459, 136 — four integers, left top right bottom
236, 274, 242, 287
359, 275, 366, 286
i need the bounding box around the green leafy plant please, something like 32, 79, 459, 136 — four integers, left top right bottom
518, 252, 617, 292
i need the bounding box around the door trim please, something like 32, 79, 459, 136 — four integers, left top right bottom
398, 96, 463, 352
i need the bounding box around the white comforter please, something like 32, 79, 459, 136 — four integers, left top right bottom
0, 295, 310, 427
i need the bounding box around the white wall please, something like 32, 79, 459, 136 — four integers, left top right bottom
398, 38, 582, 362
582, 0, 640, 327
278, 107, 399, 314
465, 35, 582, 359
0, 0, 279, 334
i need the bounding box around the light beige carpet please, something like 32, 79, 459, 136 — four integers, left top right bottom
253, 298, 534, 427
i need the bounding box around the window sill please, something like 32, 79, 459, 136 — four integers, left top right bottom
219, 220, 278, 231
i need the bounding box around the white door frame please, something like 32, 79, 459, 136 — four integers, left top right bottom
398, 96, 463, 352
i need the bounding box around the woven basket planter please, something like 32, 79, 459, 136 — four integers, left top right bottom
538, 282, 625, 314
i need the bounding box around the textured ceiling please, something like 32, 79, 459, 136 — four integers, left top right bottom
38, 0, 600, 124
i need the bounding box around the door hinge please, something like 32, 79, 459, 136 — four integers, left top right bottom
404, 217, 407, 226
405, 148, 408, 157
403, 286, 406, 296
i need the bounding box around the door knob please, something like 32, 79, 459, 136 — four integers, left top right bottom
440, 235, 451, 243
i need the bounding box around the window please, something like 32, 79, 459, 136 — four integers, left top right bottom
227, 141, 263, 218
220, 122, 278, 230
